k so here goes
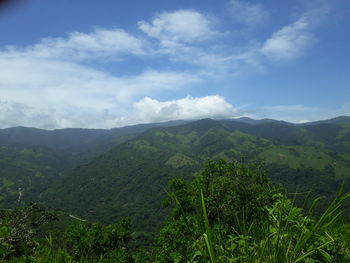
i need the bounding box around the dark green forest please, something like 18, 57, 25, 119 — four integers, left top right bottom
1, 116, 350, 262
1, 160, 350, 262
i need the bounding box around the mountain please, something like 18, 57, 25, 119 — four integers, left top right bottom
229, 117, 294, 126
42, 117, 350, 239
0, 120, 189, 208
299, 115, 350, 126
0, 145, 69, 208
1, 115, 349, 240
0, 120, 188, 159
231, 115, 350, 126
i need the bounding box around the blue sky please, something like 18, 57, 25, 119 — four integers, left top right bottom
0, 0, 349, 129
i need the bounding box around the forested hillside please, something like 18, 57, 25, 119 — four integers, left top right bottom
1, 116, 350, 260
0, 120, 188, 160
0, 120, 187, 208
1, 160, 350, 262
0, 145, 69, 208
40, 117, 350, 241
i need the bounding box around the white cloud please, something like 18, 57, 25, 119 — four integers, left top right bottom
0, 6, 329, 129
2, 28, 146, 61
0, 55, 200, 102
0, 51, 202, 129
0, 95, 238, 129
229, 0, 269, 26
261, 17, 314, 61
130, 95, 238, 123
136, 9, 261, 77
0, 10, 223, 129
136, 9, 261, 74
0, 101, 102, 129
138, 10, 218, 43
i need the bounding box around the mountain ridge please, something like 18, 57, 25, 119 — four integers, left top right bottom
39, 116, 350, 238
1, 116, 350, 232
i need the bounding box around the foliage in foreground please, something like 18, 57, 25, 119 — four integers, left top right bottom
150, 160, 350, 262
1, 159, 350, 262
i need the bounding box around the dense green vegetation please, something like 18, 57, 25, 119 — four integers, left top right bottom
150, 160, 350, 262
1, 160, 349, 262
0, 146, 70, 208
0, 121, 188, 159
40, 117, 350, 242
1, 116, 350, 261
0, 121, 188, 209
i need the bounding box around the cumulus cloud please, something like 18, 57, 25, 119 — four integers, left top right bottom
0, 52, 202, 129
0, 95, 238, 129
229, 0, 269, 26
261, 17, 314, 61
0, 9, 224, 129
130, 95, 238, 123
138, 10, 218, 43
0, 6, 328, 129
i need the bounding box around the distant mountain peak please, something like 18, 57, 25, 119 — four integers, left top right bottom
224, 117, 293, 126
181, 118, 223, 131
300, 115, 350, 126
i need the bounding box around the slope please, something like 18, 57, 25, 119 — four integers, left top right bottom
43, 117, 350, 240
0, 145, 69, 208
0, 121, 189, 209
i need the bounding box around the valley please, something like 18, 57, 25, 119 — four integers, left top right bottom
1, 117, 350, 237
1, 116, 350, 261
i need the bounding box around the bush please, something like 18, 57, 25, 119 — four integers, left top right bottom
66, 218, 133, 262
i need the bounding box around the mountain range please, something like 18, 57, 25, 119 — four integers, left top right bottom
1, 116, 350, 240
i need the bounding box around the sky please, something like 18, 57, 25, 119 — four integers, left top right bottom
0, 0, 349, 129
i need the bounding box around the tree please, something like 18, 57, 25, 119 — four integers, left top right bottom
151, 159, 280, 262
151, 159, 350, 262
0, 203, 57, 259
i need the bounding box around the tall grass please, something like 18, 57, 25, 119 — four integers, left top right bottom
189, 190, 350, 263
200, 190, 216, 263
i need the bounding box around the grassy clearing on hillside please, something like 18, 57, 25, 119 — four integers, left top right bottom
258, 145, 332, 169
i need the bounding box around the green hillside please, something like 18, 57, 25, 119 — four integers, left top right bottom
2, 160, 349, 262
42, 118, 350, 241
0, 121, 189, 209
0, 121, 188, 160
0, 146, 68, 208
